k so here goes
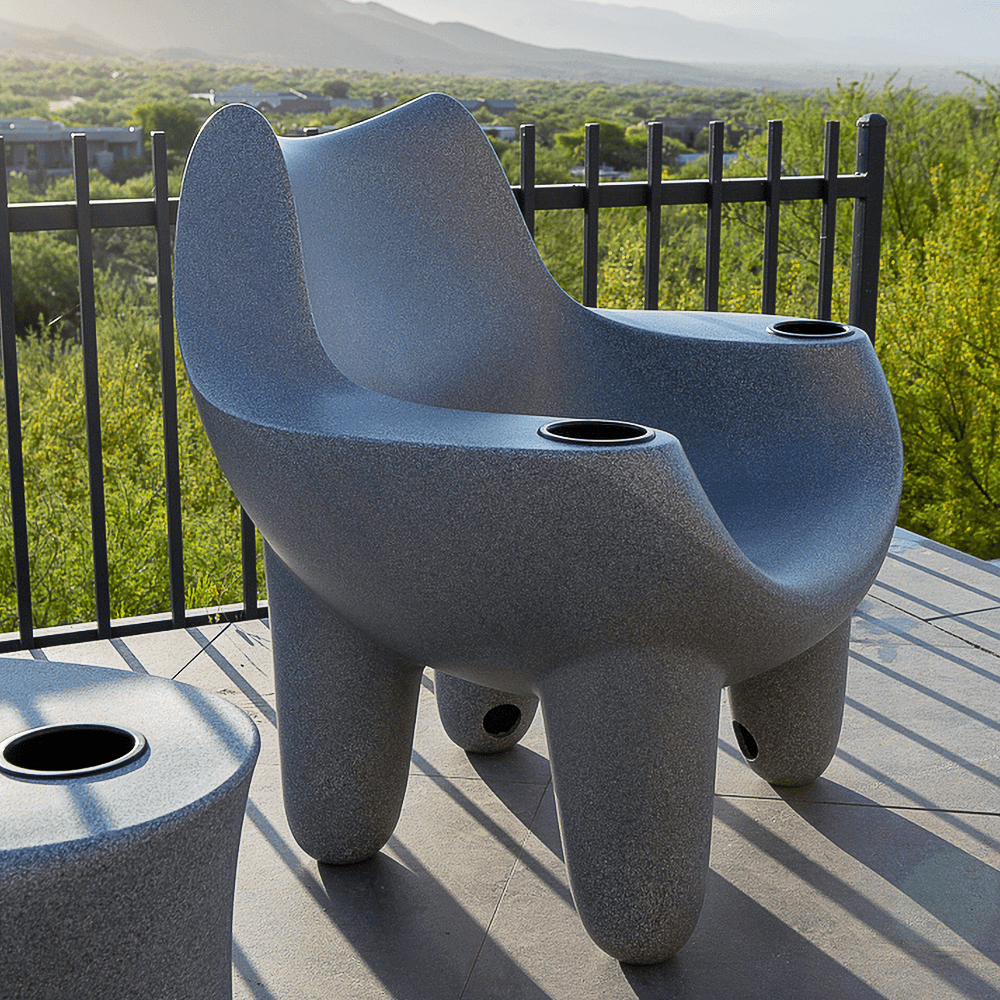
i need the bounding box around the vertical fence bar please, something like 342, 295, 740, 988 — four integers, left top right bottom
240, 506, 258, 615
761, 120, 782, 314
582, 122, 600, 307
0, 139, 34, 645
72, 134, 112, 636
151, 131, 186, 627
817, 120, 841, 321
519, 123, 536, 238
644, 121, 663, 310
703, 120, 724, 311
849, 113, 888, 343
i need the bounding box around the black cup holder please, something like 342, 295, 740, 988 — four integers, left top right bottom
0, 723, 147, 779
538, 419, 655, 445
766, 319, 853, 339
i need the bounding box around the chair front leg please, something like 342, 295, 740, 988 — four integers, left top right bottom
538, 649, 723, 964
265, 546, 423, 863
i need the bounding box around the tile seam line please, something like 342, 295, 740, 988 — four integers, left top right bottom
925, 605, 1000, 621
716, 792, 1000, 819
862, 595, 1000, 657
922, 627, 1000, 660
457, 774, 554, 1000
171, 621, 233, 680
408, 770, 550, 786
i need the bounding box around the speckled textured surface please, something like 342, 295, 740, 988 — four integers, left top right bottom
433, 671, 538, 754
0, 658, 260, 999
174, 94, 903, 962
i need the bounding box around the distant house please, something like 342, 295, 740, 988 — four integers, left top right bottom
209, 84, 334, 115
458, 99, 518, 116
2, 118, 143, 177
647, 115, 751, 150
206, 86, 395, 116
482, 125, 518, 142
326, 98, 375, 111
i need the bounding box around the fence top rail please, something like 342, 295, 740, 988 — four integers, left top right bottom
5, 197, 177, 232
3, 170, 875, 233
523, 172, 869, 212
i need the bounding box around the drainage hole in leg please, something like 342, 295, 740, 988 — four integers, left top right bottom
733, 722, 759, 761
483, 704, 522, 737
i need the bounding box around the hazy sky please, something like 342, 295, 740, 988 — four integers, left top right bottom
378, 0, 999, 62
4, 0, 996, 68
589, 0, 989, 35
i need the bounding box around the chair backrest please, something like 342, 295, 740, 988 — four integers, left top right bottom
278, 93, 598, 414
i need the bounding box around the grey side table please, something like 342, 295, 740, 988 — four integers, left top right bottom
0, 658, 260, 1000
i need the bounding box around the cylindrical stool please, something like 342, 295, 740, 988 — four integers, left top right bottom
0, 658, 260, 1000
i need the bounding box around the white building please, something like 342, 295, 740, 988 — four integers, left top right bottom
2, 118, 143, 176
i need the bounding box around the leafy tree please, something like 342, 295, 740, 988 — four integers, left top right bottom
554, 118, 647, 171
8, 232, 79, 340
877, 170, 1000, 558
3, 57, 1000, 632
130, 101, 203, 154
0, 275, 262, 629
322, 79, 350, 98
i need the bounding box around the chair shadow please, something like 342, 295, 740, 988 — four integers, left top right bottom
466, 746, 563, 862
465, 748, 896, 998
463, 742, 1000, 997
316, 850, 555, 1000
622, 870, 887, 1000
779, 784, 1000, 963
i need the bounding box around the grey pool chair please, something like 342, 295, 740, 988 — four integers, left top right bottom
174, 93, 902, 963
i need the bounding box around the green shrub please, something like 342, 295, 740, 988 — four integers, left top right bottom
0, 275, 261, 631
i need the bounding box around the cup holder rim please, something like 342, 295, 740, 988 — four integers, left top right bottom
0, 722, 148, 780
538, 419, 656, 446
766, 319, 855, 339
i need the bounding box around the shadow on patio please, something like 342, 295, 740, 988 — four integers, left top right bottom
6, 527, 999, 1000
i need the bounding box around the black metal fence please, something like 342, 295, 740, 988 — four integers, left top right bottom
0, 113, 888, 650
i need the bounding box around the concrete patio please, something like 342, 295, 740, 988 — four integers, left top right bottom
7, 527, 1000, 999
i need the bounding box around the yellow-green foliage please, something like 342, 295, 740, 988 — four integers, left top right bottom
0, 276, 261, 631
548, 76, 1000, 561
877, 171, 1000, 558
2, 70, 998, 635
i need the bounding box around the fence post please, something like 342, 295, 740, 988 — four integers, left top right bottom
761, 120, 782, 314
704, 121, 724, 311
849, 113, 888, 343
519, 123, 536, 238
72, 133, 112, 636
644, 121, 662, 310
817, 120, 841, 321
151, 132, 186, 627
0, 139, 34, 645
582, 123, 600, 307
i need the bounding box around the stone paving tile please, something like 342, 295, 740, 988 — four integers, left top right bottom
470, 791, 1000, 1000
870, 529, 1000, 620
102, 622, 229, 678
928, 606, 1000, 657
851, 593, 980, 647
172, 619, 277, 729
11, 528, 999, 999
232, 765, 548, 1000
0, 637, 131, 670
717, 606, 1000, 813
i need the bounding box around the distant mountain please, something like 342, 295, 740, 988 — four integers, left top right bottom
368, 0, 1000, 70
1, 0, 992, 90
0, 16, 124, 56
0, 0, 824, 86
361, 0, 811, 65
